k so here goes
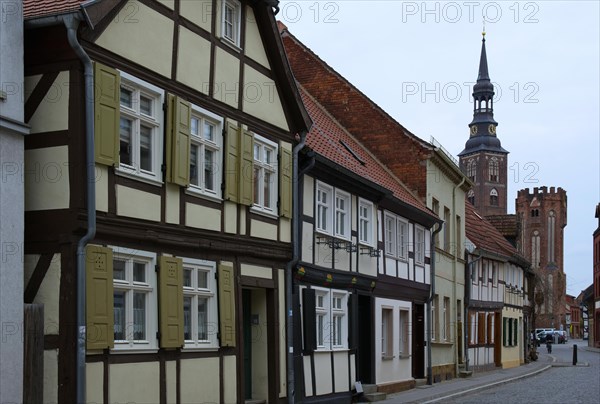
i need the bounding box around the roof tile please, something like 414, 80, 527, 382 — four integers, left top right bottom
24, 0, 85, 19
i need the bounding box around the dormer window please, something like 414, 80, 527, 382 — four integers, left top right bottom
222, 0, 241, 48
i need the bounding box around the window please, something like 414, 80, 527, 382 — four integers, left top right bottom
335, 190, 350, 239
467, 159, 476, 182
431, 295, 438, 340
531, 231, 540, 268
415, 225, 425, 265
189, 107, 222, 199
489, 188, 498, 206
118, 73, 163, 182
358, 199, 374, 246
222, 0, 241, 47
467, 189, 475, 205
384, 212, 408, 260
443, 207, 451, 252
469, 313, 476, 345
487, 313, 495, 344
382, 308, 393, 358
313, 288, 348, 350
399, 310, 409, 355
432, 198, 440, 247
548, 211, 556, 262
183, 260, 218, 349
489, 158, 499, 182
253, 135, 277, 215
112, 248, 157, 349
316, 182, 351, 240
442, 297, 449, 341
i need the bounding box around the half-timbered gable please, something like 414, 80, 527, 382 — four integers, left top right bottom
22, 1, 310, 403
292, 83, 438, 401
465, 201, 531, 371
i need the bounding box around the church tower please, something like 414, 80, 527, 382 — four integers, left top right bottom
459, 33, 509, 217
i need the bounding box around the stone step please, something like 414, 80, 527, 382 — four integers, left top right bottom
362, 384, 378, 394
364, 392, 387, 402
415, 378, 428, 387
458, 370, 473, 378
245, 400, 266, 404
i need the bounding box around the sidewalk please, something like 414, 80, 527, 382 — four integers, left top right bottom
380, 355, 553, 403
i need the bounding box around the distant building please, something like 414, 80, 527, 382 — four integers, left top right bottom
593, 203, 600, 347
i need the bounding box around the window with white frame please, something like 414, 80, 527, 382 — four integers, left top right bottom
221, 0, 241, 47
382, 308, 393, 358
443, 297, 450, 341
334, 190, 350, 239
112, 248, 157, 349
182, 259, 218, 349
399, 309, 409, 355
431, 295, 438, 340
415, 225, 425, 265
358, 199, 374, 246
315, 182, 350, 240
384, 212, 408, 260
189, 107, 222, 199
119, 73, 163, 182
314, 287, 348, 350
252, 135, 277, 215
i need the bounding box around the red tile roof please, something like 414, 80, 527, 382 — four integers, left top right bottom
465, 201, 521, 260
24, 0, 85, 19
486, 214, 518, 237
301, 87, 432, 216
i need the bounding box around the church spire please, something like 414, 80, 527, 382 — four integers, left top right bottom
458, 32, 506, 157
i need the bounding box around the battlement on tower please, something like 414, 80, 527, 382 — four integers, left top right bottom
517, 186, 567, 200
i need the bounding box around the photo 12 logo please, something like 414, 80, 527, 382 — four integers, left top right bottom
400, 1, 540, 24
401, 81, 540, 104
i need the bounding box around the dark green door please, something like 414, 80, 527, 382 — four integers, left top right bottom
243, 289, 252, 399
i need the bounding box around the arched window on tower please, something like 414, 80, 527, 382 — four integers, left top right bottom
482, 99, 487, 111
531, 230, 540, 268
489, 158, 499, 182
489, 188, 498, 206
467, 190, 475, 205
467, 159, 476, 182
548, 211, 556, 263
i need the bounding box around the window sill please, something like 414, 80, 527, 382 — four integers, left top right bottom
185, 187, 223, 204
398, 354, 410, 359
110, 347, 159, 354
314, 348, 350, 353
220, 37, 242, 53
431, 341, 454, 346
115, 168, 163, 187
250, 206, 279, 220
382, 355, 395, 361
384, 254, 408, 263
182, 346, 219, 352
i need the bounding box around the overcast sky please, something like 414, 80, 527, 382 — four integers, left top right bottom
278, 0, 600, 297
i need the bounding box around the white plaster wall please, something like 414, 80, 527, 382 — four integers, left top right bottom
27, 71, 70, 134
303, 355, 313, 397
244, 7, 270, 68
224, 201, 237, 233
180, 0, 213, 32
96, 1, 173, 77
86, 362, 103, 404
375, 298, 412, 384
25, 146, 70, 211
243, 65, 289, 130
280, 217, 291, 243
177, 26, 212, 93
333, 351, 349, 393
95, 165, 109, 212
313, 352, 333, 395
214, 47, 240, 108
23, 254, 61, 333
278, 269, 287, 398
180, 358, 220, 403
43, 350, 58, 404
250, 218, 277, 240
186, 202, 221, 231
116, 184, 161, 221
166, 360, 177, 404
223, 355, 237, 404
302, 222, 314, 263
241, 263, 272, 279
303, 176, 314, 218
165, 183, 179, 224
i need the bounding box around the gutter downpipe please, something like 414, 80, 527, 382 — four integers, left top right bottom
427, 222, 443, 385
286, 131, 308, 404
452, 176, 466, 377
25, 12, 95, 404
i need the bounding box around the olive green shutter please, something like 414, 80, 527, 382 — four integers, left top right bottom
279, 145, 292, 218
159, 256, 184, 348
86, 245, 114, 350
218, 262, 236, 347
94, 62, 120, 166
166, 94, 191, 186
239, 129, 254, 206
224, 121, 240, 202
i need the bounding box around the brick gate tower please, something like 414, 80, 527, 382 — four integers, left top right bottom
516, 187, 568, 329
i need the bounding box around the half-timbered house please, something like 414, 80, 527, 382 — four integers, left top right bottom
464, 201, 531, 370
22, 1, 310, 403
280, 27, 440, 400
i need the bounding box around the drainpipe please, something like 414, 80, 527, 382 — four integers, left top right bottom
25, 12, 95, 404
452, 177, 465, 376
427, 222, 443, 385
286, 131, 308, 404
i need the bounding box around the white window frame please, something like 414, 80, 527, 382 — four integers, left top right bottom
221, 0, 241, 48
398, 219, 408, 260
443, 297, 450, 341
182, 259, 218, 350
381, 307, 394, 358
399, 309, 409, 356
316, 182, 333, 235
111, 247, 157, 351
334, 189, 351, 240
384, 213, 397, 257
117, 72, 164, 185
188, 106, 223, 200
384, 211, 409, 261
252, 135, 278, 216
314, 287, 348, 351
358, 199, 374, 246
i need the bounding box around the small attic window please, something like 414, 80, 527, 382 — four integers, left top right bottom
339, 140, 365, 166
